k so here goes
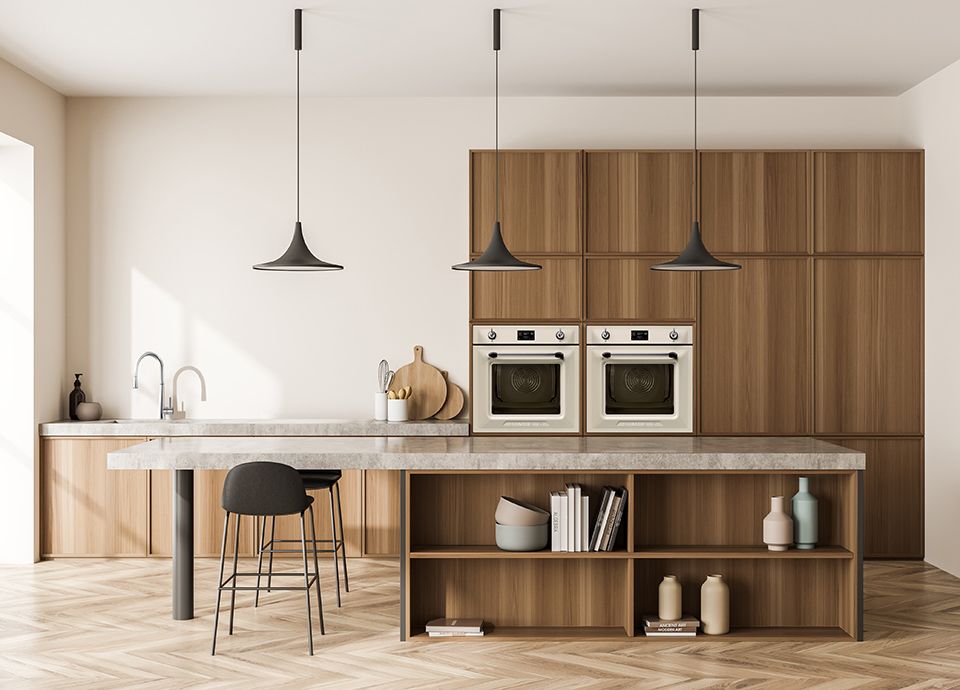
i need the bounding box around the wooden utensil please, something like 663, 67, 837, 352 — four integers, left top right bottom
390, 346, 447, 420
434, 371, 465, 420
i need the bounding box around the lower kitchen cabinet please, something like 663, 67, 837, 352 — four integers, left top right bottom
364, 469, 400, 556
40, 437, 150, 557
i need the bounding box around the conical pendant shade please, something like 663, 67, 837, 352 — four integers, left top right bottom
253, 222, 344, 271
452, 222, 541, 271
651, 222, 741, 271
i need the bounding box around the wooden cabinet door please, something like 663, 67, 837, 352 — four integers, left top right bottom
364, 469, 400, 556
267, 470, 363, 558
585, 151, 692, 253
700, 258, 812, 434
585, 258, 696, 322
700, 151, 809, 254
815, 258, 922, 434
471, 257, 581, 321
824, 437, 923, 558
470, 151, 581, 254
41, 438, 149, 556
814, 151, 923, 253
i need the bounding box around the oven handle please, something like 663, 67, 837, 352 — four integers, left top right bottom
487, 352, 565, 360
602, 352, 678, 360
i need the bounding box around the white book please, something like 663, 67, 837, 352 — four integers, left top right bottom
558, 491, 567, 552
573, 485, 582, 552
580, 494, 589, 552
428, 631, 486, 637
565, 484, 576, 552
594, 487, 616, 551
550, 491, 561, 552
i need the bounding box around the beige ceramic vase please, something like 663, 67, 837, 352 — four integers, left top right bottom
762, 495, 793, 551
700, 574, 730, 635
658, 575, 682, 621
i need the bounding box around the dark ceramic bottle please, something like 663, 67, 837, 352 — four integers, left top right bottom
68, 373, 86, 420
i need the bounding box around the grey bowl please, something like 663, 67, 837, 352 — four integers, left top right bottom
495, 522, 549, 552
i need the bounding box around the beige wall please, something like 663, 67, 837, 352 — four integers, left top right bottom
0, 58, 65, 563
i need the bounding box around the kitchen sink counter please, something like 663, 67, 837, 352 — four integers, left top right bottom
39, 418, 470, 437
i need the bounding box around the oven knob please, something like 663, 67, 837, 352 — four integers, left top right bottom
555, 329, 565, 341
669, 329, 679, 341
487, 329, 497, 341
601, 329, 610, 341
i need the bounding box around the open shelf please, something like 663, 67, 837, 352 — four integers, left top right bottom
633, 546, 853, 560
412, 626, 628, 640
410, 545, 630, 559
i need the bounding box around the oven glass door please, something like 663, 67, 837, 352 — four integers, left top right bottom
602, 355, 677, 416
491, 360, 562, 416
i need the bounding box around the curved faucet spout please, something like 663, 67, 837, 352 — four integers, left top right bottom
134, 351, 167, 419
172, 366, 207, 419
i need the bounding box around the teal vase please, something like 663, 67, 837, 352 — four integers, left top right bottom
791, 477, 818, 550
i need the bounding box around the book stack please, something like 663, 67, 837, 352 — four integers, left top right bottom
425, 618, 485, 637
550, 485, 627, 552
589, 486, 627, 552
642, 614, 700, 637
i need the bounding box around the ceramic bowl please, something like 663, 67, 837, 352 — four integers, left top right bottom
495, 496, 550, 526
495, 522, 549, 552
76, 402, 103, 421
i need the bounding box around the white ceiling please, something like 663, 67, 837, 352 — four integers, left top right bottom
0, 0, 958, 97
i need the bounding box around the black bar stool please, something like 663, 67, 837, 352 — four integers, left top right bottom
212, 461, 324, 656
257, 470, 349, 607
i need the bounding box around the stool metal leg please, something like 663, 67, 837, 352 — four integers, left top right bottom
299, 512, 314, 656
266, 516, 276, 593
308, 504, 325, 635
228, 513, 240, 635
328, 488, 342, 607
254, 516, 267, 607
211, 511, 230, 655
335, 482, 349, 593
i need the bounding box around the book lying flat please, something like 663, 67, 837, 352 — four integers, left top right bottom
643, 629, 697, 637
425, 618, 484, 634
427, 631, 486, 637
642, 614, 700, 629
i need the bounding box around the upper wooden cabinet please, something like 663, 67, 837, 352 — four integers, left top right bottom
814, 151, 923, 253
700, 151, 809, 254
470, 151, 581, 254
472, 257, 581, 321
815, 258, 923, 434
585, 257, 696, 322
585, 151, 693, 253
700, 258, 812, 434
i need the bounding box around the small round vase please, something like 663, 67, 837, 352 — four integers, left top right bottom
762, 495, 793, 551
658, 575, 682, 621
700, 574, 729, 635
75, 401, 102, 421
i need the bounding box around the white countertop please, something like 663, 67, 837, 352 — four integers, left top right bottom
39, 418, 470, 437
107, 436, 865, 471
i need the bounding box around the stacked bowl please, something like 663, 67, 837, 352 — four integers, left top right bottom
495, 496, 550, 551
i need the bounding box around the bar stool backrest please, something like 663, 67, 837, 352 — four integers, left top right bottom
222, 461, 310, 516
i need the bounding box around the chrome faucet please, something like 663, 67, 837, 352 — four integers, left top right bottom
134, 351, 173, 420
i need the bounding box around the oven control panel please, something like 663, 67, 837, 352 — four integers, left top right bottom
473, 325, 580, 344
586, 325, 693, 345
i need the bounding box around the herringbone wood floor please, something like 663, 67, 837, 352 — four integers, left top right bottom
0, 559, 958, 688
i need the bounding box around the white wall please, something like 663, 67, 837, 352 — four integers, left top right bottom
0, 58, 66, 563
902, 61, 960, 578
65, 95, 907, 421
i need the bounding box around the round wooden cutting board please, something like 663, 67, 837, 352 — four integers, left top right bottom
390, 346, 447, 420
434, 371, 465, 420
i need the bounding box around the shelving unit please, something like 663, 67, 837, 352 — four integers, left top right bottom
401, 469, 862, 642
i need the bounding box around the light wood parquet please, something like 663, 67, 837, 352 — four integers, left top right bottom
0, 559, 958, 688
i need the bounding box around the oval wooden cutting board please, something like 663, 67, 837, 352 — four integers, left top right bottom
434, 371, 465, 420
390, 345, 447, 420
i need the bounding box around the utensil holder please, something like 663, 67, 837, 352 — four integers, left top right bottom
374, 392, 388, 421
387, 399, 408, 422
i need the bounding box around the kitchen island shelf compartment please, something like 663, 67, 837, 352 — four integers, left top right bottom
410, 546, 630, 559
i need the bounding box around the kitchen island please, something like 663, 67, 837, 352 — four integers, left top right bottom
108, 436, 865, 640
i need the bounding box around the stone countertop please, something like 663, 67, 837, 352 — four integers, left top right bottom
107, 436, 865, 471
40, 418, 470, 438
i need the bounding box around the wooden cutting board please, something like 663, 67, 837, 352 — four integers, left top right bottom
434, 371, 465, 420
390, 345, 447, 420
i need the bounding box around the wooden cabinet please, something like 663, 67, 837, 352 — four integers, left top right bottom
700, 151, 809, 254
364, 470, 400, 556
471, 257, 581, 321
815, 258, 922, 434
700, 258, 812, 434
470, 151, 581, 254
585, 258, 696, 322
814, 151, 923, 253
41, 438, 149, 557
824, 437, 923, 558
585, 151, 692, 253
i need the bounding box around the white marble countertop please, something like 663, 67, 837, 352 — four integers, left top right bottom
107, 436, 865, 471
39, 418, 470, 438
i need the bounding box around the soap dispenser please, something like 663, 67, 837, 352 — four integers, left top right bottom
68, 373, 86, 420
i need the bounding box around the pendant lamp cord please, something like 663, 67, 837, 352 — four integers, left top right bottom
693, 47, 697, 225
297, 46, 301, 223
495, 28, 500, 224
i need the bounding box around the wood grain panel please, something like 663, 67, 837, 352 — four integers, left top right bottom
585, 258, 696, 322
700, 151, 809, 253
41, 438, 149, 556
585, 151, 692, 253
471, 151, 581, 254
268, 470, 363, 558
823, 438, 923, 559
365, 469, 400, 556
700, 258, 811, 434
814, 151, 923, 253
471, 257, 581, 321
814, 258, 923, 434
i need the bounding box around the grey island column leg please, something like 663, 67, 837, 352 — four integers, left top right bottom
173, 469, 195, 620
399, 469, 406, 641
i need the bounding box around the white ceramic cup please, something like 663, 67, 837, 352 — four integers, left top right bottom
387, 398, 408, 422
374, 392, 388, 421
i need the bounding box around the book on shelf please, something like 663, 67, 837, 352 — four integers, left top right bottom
589, 488, 613, 551
550, 491, 562, 552
573, 485, 582, 552
605, 487, 627, 552
642, 614, 700, 630
643, 629, 697, 637
425, 618, 484, 634
557, 490, 567, 551
580, 494, 589, 552
564, 484, 577, 553
428, 631, 485, 637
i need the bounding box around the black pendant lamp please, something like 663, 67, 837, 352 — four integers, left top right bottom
254, 9, 343, 272
453, 9, 540, 272
652, 9, 740, 272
